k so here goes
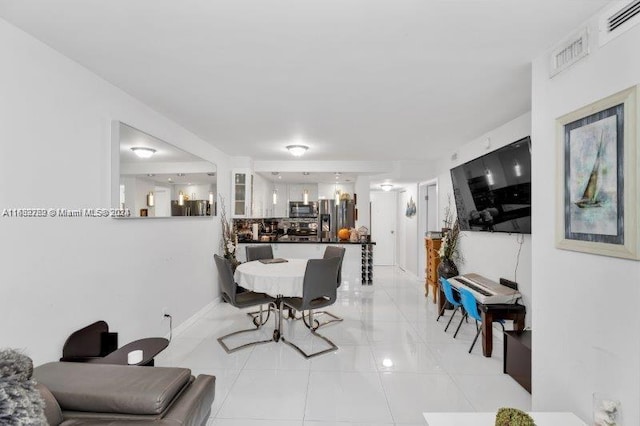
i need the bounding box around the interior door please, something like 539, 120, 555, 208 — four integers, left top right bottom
371, 191, 397, 265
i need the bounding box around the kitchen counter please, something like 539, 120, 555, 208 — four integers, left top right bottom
238, 239, 375, 245
237, 241, 376, 285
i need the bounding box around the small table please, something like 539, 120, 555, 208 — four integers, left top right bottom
234, 259, 308, 341
89, 337, 169, 366
423, 412, 586, 426
478, 303, 526, 357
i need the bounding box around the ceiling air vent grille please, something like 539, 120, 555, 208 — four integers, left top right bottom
609, 0, 640, 31
549, 28, 589, 78
599, 0, 640, 46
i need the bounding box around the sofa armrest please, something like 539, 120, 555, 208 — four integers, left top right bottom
36, 383, 64, 426
34, 362, 191, 416
162, 375, 216, 426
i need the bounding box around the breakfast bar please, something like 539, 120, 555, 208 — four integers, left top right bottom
237, 241, 375, 285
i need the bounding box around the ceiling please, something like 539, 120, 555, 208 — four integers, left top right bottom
119, 122, 205, 164
0, 0, 610, 163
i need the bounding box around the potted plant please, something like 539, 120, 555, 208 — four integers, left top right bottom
219, 196, 240, 271
438, 218, 462, 278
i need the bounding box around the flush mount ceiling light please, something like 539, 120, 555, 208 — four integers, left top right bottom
130, 147, 156, 158
286, 145, 309, 157
380, 183, 393, 191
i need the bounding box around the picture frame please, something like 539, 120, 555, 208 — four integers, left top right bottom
556, 86, 639, 260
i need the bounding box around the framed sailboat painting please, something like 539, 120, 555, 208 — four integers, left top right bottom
556, 86, 639, 260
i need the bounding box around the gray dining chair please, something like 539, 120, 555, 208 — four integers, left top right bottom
245, 245, 274, 262
244, 245, 275, 320
281, 257, 341, 358
307, 246, 346, 328
214, 254, 276, 353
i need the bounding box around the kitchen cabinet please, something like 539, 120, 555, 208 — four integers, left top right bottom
231, 168, 253, 217
288, 184, 318, 203
273, 183, 289, 217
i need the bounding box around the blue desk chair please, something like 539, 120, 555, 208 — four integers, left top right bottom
458, 287, 504, 353
438, 277, 464, 334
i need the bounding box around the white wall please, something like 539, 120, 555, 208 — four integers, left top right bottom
0, 19, 231, 365
435, 113, 532, 326
397, 184, 419, 277
531, 11, 640, 424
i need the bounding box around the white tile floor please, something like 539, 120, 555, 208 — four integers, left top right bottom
155, 266, 531, 426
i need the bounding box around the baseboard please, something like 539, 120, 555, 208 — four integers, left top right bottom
165, 297, 222, 339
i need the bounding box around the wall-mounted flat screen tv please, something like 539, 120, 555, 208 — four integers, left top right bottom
450, 136, 531, 234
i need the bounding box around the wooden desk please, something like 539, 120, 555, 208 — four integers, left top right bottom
478, 303, 526, 357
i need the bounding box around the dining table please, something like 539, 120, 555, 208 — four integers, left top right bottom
234, 258, 308, 342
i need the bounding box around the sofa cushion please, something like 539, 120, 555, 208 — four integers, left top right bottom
34, 362, 191, 416
36, 383, 64, 426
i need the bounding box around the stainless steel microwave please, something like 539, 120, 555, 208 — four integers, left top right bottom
289, 201, 318, 218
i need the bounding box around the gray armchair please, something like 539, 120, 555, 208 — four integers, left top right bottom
281, 257, 341, 358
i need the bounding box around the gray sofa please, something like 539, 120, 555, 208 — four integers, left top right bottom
34, 362, 215, 425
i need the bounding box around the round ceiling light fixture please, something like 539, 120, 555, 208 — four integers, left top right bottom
380, 183, 394, 192
131, 147, 156, 158
286, 145, 309, 157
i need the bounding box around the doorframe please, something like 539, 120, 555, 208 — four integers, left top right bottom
370, 190, 397, 266
418, 178, 438, 281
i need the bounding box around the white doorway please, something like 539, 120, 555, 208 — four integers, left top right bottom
154, 186, 171, 217
371, 191, 397, 265
418, 180, 438, 280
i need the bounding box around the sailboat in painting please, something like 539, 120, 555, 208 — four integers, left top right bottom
575, 132, 604, 209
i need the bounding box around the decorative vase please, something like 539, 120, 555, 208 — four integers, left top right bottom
437, 258, 458, 279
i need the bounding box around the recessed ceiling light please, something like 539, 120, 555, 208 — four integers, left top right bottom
380, 183, 393, 191
286, 145, 309, 157
303, 172, 310, 176
177, 173, 185, 177
147, 173, 155, 177
131, 147, 156, 158
167, 178, 173, 182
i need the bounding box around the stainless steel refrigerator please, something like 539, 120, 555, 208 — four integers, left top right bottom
336, 199, 355, 233
318, 199, 336, 241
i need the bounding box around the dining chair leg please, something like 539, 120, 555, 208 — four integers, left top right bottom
282, 309, 339, 359
453, 312, 467, 338
468, 325, 482, 353
444, 306, 459, 332
217, 303, 276, 354
302, 310, 343, 329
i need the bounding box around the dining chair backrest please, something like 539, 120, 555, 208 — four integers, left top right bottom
246, 245, 274, 262
301, 257, 341, 307
323, 246, 346, 287
214, 254, 237, 304
440, 277, 461, 308
458, 287, 482, 322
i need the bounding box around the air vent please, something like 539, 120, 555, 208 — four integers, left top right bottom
549, 28, 589, 78
599, 0, 640, 46
609, 0, 640, 31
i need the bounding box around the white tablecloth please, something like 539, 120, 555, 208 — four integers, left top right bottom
234, 259, 308, 298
